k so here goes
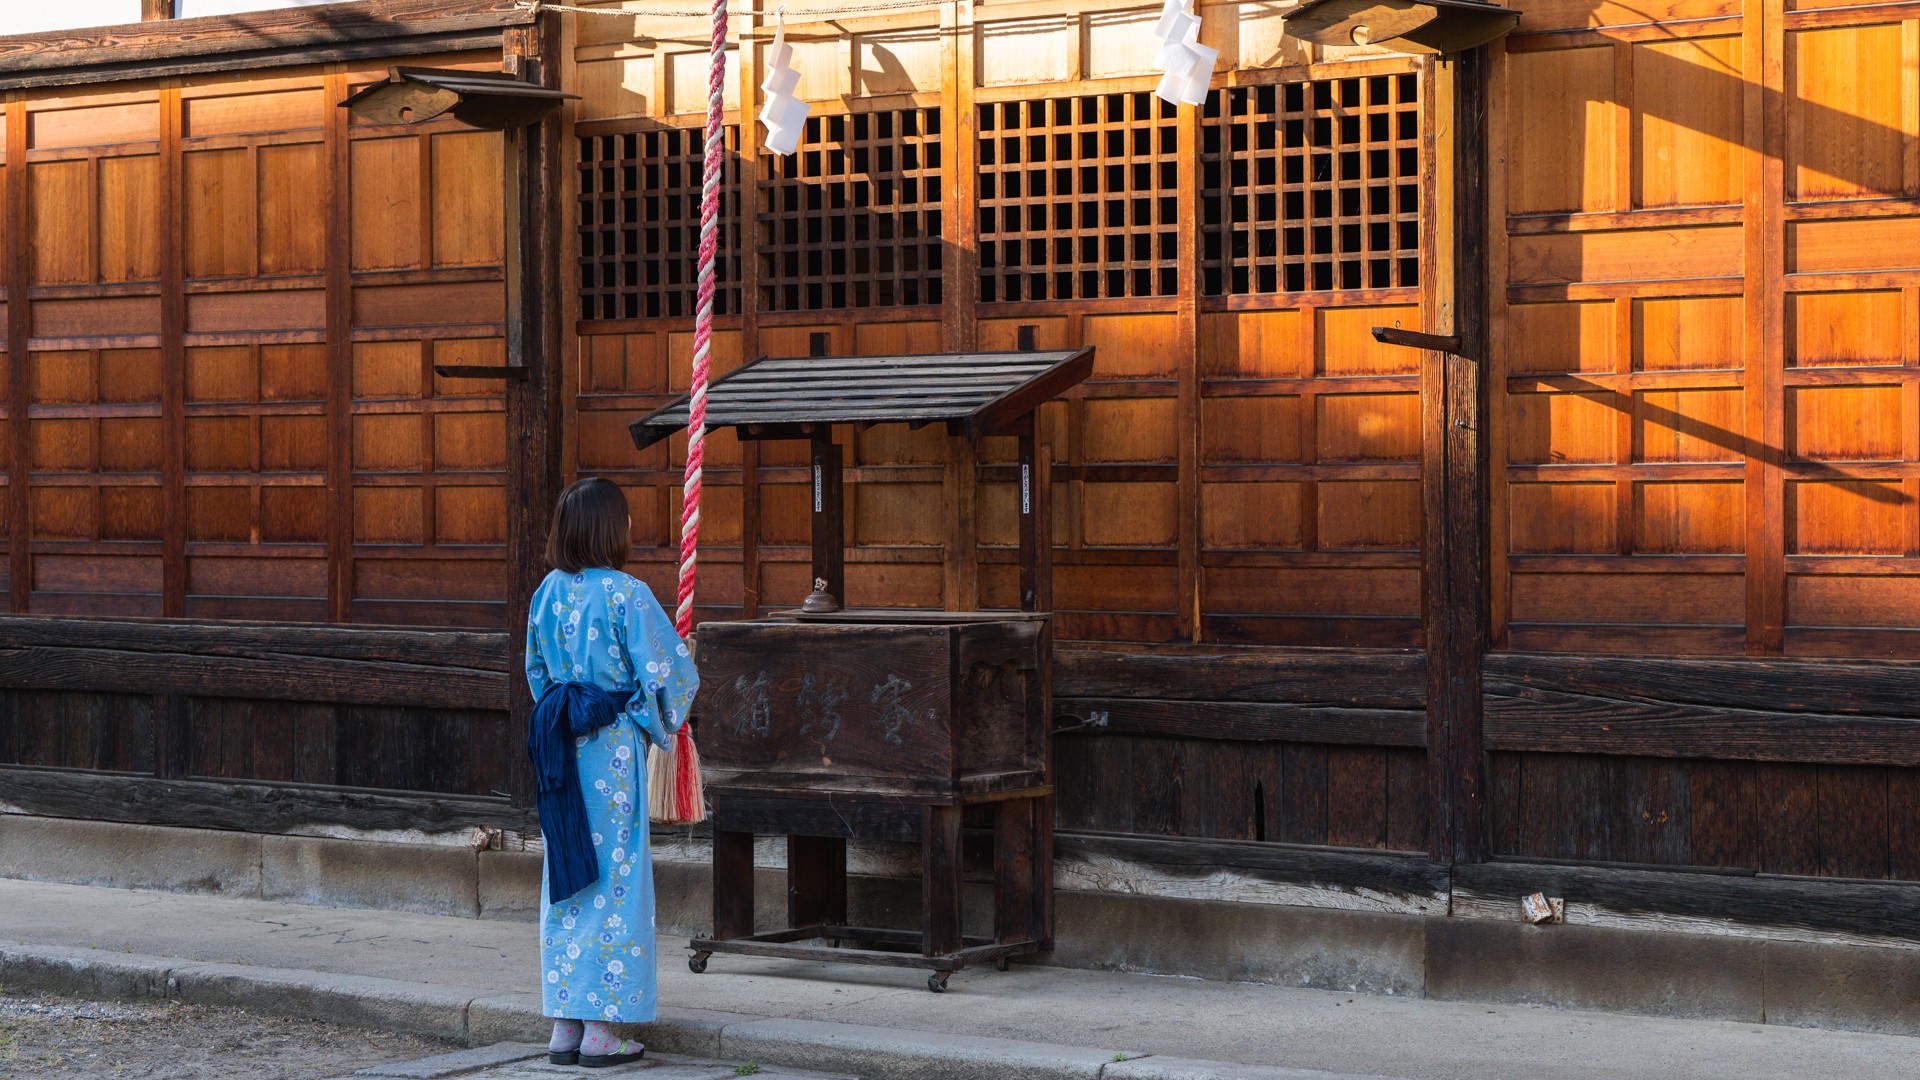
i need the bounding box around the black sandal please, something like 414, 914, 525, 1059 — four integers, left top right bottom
548, 1049, 581, 1065
579, 1040, 645, 1068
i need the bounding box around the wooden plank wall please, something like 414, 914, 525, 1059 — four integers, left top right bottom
564, 1, 1435, 850
0, 48, 519, 799
0, 50, 509, 627
569, 2, 1428, 645
0, 615, 513, 798
1484, 0, 1920, 879
13, 0, 1920, 883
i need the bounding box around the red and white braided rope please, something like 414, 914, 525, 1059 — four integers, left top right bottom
675, 0, 727, 638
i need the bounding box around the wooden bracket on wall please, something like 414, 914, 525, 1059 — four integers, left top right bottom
1372, 326, 1464, 354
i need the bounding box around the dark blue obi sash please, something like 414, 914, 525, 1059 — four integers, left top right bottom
526, 682, 634, 904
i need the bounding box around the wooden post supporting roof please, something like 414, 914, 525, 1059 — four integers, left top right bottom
503, 10, 566, 807
1423, 47, 1491, 864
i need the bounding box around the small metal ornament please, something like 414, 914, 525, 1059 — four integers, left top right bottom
801, 578, 841, 614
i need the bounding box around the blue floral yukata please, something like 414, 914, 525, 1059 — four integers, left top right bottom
525, 568, 698, 1023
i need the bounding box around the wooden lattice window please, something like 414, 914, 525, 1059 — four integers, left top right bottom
976, 93, 1180, 304
757, 108, 944, 312
1202, 73, 1421, 295
578, 125, 742, 321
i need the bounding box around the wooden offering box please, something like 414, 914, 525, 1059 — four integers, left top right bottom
629, 347, 1091, 990
694, 611, 1049, 800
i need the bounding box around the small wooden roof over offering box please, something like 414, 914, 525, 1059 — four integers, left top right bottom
627, 348, 1095, 449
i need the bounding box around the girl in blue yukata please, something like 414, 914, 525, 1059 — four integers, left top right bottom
525, 477, 699, 1068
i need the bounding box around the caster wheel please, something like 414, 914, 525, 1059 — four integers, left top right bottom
995, 957, 1011, 972
927, 972, 950, 993
689, 953, 710, 974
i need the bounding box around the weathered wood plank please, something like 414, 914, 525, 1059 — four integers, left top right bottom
1486, 687, 1920, 765
0, 616, 509, 671
0, 645, 507, 711
1454, 861, 1920, 945
1756, 763, 1821, 877
1487, 653, 1920, 718
1053, 832, 1450, 913
1817, 765, 1888, 880
1130, 737, 1179, 836
0, 0, 531, 75
1326, 746, 1389, 849
1054, 647, 1426, 707
0, 767, 533, 836
1055, 698, 1426, 747
1485, 654, 1920, 764
1688, 760, 1760, 870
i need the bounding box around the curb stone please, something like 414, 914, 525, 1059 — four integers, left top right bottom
0, 942, 1406, 1080
1101, 1058, 1402, 1080
719, 1016, 1135, 1080
351, 1041, 546, 1078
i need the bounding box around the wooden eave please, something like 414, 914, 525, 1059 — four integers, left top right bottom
0, 0, 536, 90
627, 348, 1097, 450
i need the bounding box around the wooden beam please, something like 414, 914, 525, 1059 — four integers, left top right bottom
739, 7, 765, 618
0, 616, 509, 666
1424, 48, 1493, 864
5, 102, 28, 615
1057, 831, 1452, 907
1485, 652, 1920, 764
325, 71, 354, 625
160, 88, 186, 618
0, 0, 533, 83
503, 11, 566, 808
1454, 861, 1920, 945
1055, 699, 1426, 747
1176, 70, 1202, 643
1745, 0, 1786, 654
0, 768, 534, 837
1373, 327, 1463, 353
1052, 646, 1427, 706
141, 0, 175, 19
0, 626, 509, 710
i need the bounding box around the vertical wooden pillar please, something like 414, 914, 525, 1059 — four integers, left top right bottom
941, 0, 980, 613
786, 834, 848, 928
922, 803, 964, 956
1423, 49, 1490, 865
713, 827, 757, 938
811, 431, 845, 602
991, 798, 1035, 943
504, 12, 566, 807
324, 72, 354, 625
739, 10, 764, 619
1174, 69, 1202, 642
1744, 0, 1785, 654
141, 0, 175, 19
7, 101, 30, 613
160, 88, 186, 618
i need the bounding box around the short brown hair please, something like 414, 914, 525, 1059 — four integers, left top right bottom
545, 477, 632, 573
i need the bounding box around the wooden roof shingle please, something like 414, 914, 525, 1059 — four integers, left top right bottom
627, 348, 1095, 449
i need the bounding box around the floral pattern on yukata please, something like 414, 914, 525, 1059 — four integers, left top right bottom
525, 568, 698, 1023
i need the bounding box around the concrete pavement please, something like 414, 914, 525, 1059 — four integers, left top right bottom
2, 878, 1917, 1079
